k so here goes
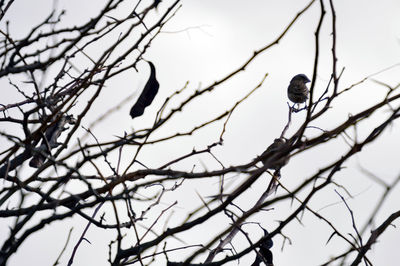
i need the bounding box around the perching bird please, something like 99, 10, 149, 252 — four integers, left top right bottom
251, 229, 274, 266
29, 115, 75, 168
260, 138, 289, 171
260, 138, 290, 197
259, 230, 274, 266
287, 74, 310, 104
130, 61, 159, 119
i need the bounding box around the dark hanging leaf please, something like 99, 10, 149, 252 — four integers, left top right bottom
154, 0, 161, 9
130, 61, 160, 119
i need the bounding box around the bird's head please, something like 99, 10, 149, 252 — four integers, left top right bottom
291, 74, 310, 83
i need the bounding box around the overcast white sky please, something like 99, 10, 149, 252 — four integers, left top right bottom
2, 0, 400, 265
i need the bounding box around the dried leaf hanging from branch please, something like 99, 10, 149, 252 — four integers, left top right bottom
130, 61, 159, 119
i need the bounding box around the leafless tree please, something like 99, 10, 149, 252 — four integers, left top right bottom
1, 0, 400, 265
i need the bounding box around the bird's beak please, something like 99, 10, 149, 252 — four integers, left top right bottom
306, 77, 311, 83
